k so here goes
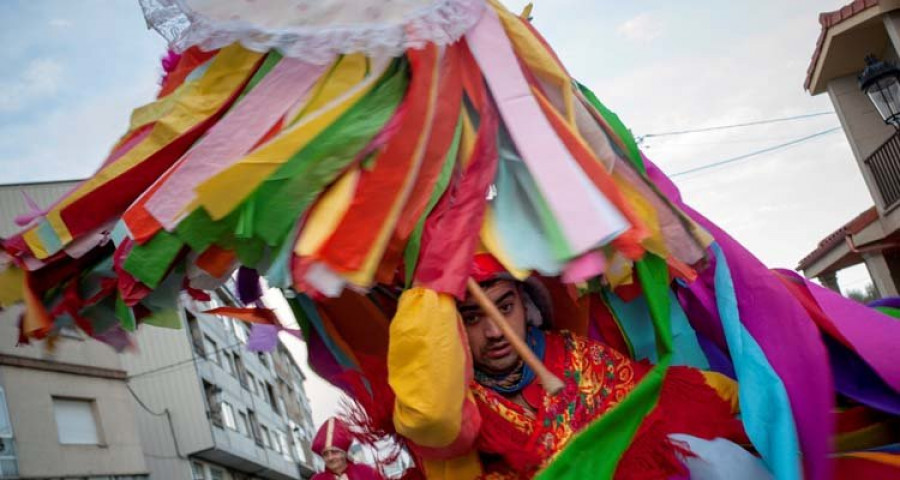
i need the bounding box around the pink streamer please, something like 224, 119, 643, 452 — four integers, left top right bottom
144, 59, 325, 229
465, 7, 628, 256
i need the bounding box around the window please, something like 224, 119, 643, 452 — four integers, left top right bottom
234, 355, 248, 388
191, 461, 206, 480
221, 402, 236, 430
277, 397, 287, 419
215, 287, 237, 307
271, 428, 282, 454
233, 319, 248, 344
187, 313, 205, 357
203, 382, 222, 427
260, 425, 272, 448
238, 412, 250, 437
52, 398, 101, 445
0, 387, 18, 477
278, 430, 292, 460
248, 410, 263, 446
203, 335, 220, 365
245, 372, 256, 394
209, 467, 224, 480
223, 352, 236, 376
266, 383, 278, 414
258, 380, 266, 399
290, 421, 307, 464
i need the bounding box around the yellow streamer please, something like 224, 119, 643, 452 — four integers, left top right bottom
458, 108, 477, 169
27, 44, 263, 256
128, 82, 190, 132
0, 264, 25, 307
611, 170, 668, 258
490, 0, 575, 127
291, 54, 368, 124
193, 55, 386, 220
295, 168, 360, 256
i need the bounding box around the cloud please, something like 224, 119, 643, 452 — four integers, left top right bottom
49, 18, 72, 28
0, 58, 63, 112
617, 13, 665, 43
0, 75, 159, 183
581, 5, 874, 274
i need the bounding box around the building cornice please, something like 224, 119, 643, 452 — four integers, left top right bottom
0, 353, 127, 380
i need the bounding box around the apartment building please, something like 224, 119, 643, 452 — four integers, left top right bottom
121, 285, 317, 480
1, 180, 317, 479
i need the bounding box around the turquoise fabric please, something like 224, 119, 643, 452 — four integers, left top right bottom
711, 243, 799, 480
606, 290, 709, 368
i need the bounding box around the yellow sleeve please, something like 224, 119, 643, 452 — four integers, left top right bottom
420, 452, 484, 480
389, 287, 480, 451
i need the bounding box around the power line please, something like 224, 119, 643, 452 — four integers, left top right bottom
637, 112, 836, 141
126, 382, 186, 458
670, 127, 841, 178
127, 338, 245, 380
643, 133, 839, 147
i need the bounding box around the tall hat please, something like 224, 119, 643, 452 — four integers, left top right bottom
312, 417, 353, 455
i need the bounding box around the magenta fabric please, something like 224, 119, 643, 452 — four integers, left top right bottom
675, 253, 729, 349
782, 269, 900, 392
644, 157, 834, 480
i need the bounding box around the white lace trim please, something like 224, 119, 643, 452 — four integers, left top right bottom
139, 0, 486, 64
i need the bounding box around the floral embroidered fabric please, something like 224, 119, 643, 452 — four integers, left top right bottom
139, 0, 486, 64
472, 331, 639, 476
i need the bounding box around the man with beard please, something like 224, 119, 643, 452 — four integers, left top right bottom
389, 254, 764, 479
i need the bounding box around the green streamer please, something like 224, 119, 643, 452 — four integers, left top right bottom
537, 254, 673, 479
250, 58, 409, 247
122, 231, 184, 288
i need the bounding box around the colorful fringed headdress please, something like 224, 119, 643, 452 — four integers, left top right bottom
2, 1, 900, 478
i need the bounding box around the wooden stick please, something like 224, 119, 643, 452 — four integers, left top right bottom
466, 278, 565, 395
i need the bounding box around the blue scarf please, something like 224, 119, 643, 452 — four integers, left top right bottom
475, 327, 546, 395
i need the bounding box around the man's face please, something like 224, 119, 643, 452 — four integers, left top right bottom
458, 280, 527, 375
322, 447, 348, 474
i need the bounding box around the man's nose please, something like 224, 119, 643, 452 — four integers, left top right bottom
484, 318, 503, 339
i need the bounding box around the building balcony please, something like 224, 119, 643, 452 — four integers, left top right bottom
865, 131, 900, 211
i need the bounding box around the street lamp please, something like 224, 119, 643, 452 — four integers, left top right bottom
859, 54, 900, 129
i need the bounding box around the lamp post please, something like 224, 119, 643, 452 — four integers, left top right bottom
859, 54, 900, 129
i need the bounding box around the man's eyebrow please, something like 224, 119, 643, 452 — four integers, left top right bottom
458, 290, 515, 314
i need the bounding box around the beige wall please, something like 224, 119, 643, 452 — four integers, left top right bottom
825, 15, 900, 234
0, 182, 80, 238
827, 75, 896, 212
0, 291, 149, 479
120, 318, 215, 459
1, 365, 147, 478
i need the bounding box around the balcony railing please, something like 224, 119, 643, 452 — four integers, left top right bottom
865, 131, 900, 210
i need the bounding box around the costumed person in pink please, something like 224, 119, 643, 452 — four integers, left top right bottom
312, 417, 383, 480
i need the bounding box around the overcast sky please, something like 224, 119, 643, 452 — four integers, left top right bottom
1, 0, 874, 425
